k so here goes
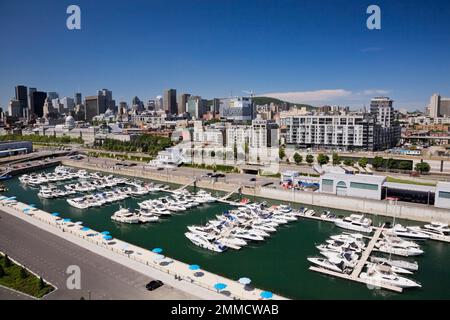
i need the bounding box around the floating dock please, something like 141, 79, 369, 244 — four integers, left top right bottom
309, 225, 403, 293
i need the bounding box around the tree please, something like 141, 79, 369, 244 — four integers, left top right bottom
279, 147, 286, 160
415, 162, 431, 173
317, 153, 330, 165
358, 157, 368, 168
4, 254, 11, 268
39, 277, 45, 290
332, 153, 341, 166
372, 156, 384, 169
306, 154, 314, 165
0, 265, 5, 278
387, 158, 397, 170
293, 152, 302, 165
344, 159, 355, 166
399, 160, 412, 171
19, 266, 28, 279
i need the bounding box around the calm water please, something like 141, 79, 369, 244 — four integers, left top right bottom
3, 168, 450, 299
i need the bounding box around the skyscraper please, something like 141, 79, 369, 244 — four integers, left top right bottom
28, 88, 36, 119
8, 99, 21, 117
85, 96, 99, 122
177, 93, 190, 114
15, 85, 28, 117
163, 89, 177, 115
31, 91, 47, 118
428, 93, 450, 118
155, 96, 163, 111
75, 93, 82, 105
187, 96, 206, 119
47, 92, 59, 100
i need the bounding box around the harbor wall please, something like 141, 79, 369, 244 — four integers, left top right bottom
258, 187, 450, 224
62, 160, 450, 224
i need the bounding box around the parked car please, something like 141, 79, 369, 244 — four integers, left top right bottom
145, 280, 164, 291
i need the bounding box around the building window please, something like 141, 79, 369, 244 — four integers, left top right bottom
322, 179, 333, 186
438, 191, 450, 199
350, 182, 378, 191
336, 181, 347, 188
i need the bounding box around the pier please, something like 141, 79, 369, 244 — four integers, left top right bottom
310, 225, 403, 293
176, 178, 197, 191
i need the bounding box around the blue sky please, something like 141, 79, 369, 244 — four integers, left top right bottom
0, 0, 449, 110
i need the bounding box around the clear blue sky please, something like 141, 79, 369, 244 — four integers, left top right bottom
0, 0, 449, 110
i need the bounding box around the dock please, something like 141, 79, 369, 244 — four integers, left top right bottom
310, 227, 403, 292
310, 225, 403, 293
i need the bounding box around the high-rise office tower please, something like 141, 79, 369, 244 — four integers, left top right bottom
75, 93, 82, 105
30, 91, 47, 118
163, 89, 177, 115
155, 96, 163, 111
28, 88, 36, 118
187, 96, 206, 119
8, 99, 21, 117
15, 85, 28, 117
428, 93, 450, 118
47, 92, 59, 101
84, 96, 99, 122
177, 93, 190, 114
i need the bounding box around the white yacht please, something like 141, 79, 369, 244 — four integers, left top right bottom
67, 197, 89, 209
137, 209, 159, 223
411, 221, 450, 237
369, 256, 419, 271
307, 257, 347, 273
388, 224, 430, 240
334, 214, 373, 233
366, 262, 413, 275
111, 208, 140, 224
184, 232, 227, 253
360, 265, 421, 288
375, 240, 424, 257
319, 250, 358, 268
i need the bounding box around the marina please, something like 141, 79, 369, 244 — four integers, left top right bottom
2, 166, 450, 299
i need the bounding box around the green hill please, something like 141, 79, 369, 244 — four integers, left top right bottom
206, 97, 315, 110
252, 97, 315, 110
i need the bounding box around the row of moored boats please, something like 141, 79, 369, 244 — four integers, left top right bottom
110, 190, 217, 224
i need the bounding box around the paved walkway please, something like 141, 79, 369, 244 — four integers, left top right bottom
0, 210, 195, 300
0, 199, 285, 300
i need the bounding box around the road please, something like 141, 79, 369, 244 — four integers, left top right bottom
0, 210, 195, 300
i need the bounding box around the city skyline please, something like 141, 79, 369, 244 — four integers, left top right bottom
1, 0, 450, 110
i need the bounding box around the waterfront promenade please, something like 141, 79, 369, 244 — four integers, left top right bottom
0, 199, 286, 300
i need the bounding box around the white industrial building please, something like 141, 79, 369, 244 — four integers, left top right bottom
435, 182, 450, 209
320, 172, 386, 200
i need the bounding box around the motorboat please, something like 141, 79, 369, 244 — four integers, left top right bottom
111, 208, 140, 224
184, 232, 228, 253
388, 224, 430, 240
334, 214, 373, 233
321, 211, 337, 221
67, 197, 90, 209
137, 209, 159, 223
407, 222, 450, 237
366, 262, 413, 275
360, 265, 421, 288
369, 256, 419, 271
307, 257, 348, 273
319, 250, 359, 268
374, 240, 424, 257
